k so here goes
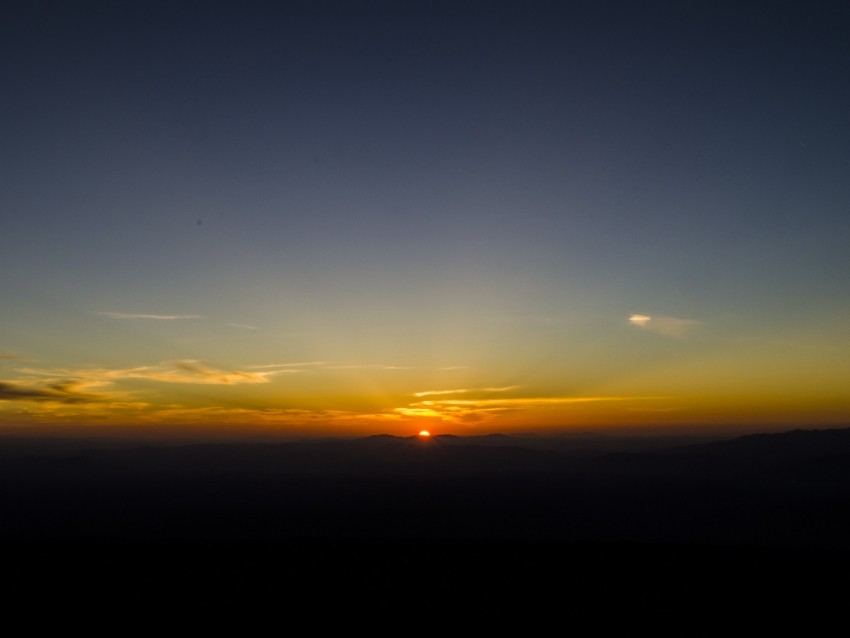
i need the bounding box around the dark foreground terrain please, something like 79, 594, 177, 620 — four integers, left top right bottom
3, 428, 850, 627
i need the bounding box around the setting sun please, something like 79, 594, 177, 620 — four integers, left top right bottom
418, 430, 431, 438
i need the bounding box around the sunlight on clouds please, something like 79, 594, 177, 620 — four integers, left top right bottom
0, 399, 407, 430
394, 395, 667, 425
629, 314, 651, 327
0, 380, 151, 420
135, 406, 407, 429
164, 361, 274, 384
394, 407, 446, 419
417, 396, 659, 407
22, 400, 150, 415
2, 359, 495, 431
325, 364, 414, 371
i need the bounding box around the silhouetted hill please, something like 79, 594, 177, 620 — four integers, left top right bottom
591, 427, 850, 483
3, 428, 850, 549
663, 426, 850, 464
5, 427, 850, 630
50, 436, 571, 477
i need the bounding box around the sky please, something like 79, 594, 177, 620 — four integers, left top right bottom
2, 0, 850, 438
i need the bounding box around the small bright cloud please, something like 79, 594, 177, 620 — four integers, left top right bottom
629, 314, 652, 327
629, 313, 698, 338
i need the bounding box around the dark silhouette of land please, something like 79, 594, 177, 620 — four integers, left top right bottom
2, 427, 849, 625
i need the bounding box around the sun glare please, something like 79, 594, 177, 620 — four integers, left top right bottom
418, 430, 431, 438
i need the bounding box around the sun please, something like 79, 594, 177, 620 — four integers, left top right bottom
418, 430, 431, 439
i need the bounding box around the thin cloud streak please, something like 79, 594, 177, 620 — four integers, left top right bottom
413, 386, 520, 398
136, 405, 407, 428
0, 380, 101, 404
325, 364, 414, 371
244, 361, 327, 369
242, 362, 467, 377
18, 360, 277, 386
97, 312, 203, 320
395, 395, 669, 424
416, 396, 663, 408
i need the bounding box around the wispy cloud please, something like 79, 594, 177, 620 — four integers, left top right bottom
490, 314, 564, 325
415, 396, 654, 408
325, 364, 414, 371
134, 406, 407, 428
226, 323, 259, 331
395, 395, 666, 424
629, 313, 699, 338
18, 360, 277, 387
243, 362, 456, 375
413, 385, 520, 398
244, 361, 327, 369
0, 380, 100, 404
158, 360, 275, 384
627, 406, 681, 413
0, 352, 23, 360
97, 312, 202, 320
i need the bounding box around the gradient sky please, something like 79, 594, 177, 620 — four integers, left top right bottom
3, 1, 850, 437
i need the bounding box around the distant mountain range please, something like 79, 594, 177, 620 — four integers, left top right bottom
2, 427, 850, 548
